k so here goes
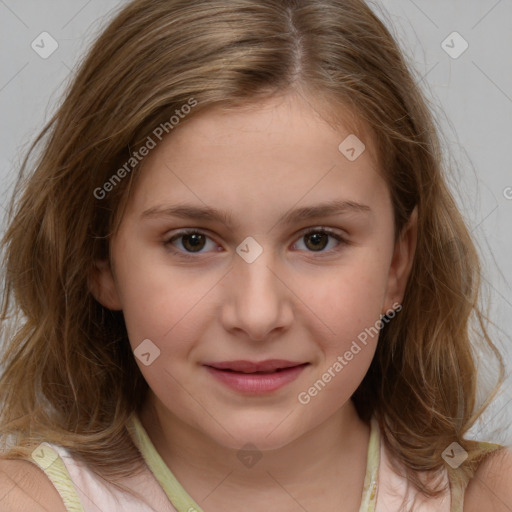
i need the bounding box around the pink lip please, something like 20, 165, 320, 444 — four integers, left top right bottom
203, 360, 309, 394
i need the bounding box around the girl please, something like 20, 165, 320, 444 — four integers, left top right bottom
0, 0, 510, 510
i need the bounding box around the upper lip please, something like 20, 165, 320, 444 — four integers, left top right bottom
204, 359, 307, 373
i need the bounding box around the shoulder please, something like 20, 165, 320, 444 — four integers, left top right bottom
463, 446, 512, 512
0, 458, 67, 512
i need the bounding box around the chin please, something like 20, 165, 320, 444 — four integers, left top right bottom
206, 413, 304, 452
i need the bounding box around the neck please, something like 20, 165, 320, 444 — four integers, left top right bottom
139, 397, 371, 511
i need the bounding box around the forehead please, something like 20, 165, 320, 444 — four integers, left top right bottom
164, 92, 377, 163
122, 92, 387, 223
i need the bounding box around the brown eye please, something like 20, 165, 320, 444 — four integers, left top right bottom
181, 233, 206, 252
304, 232, 329, 251
293, 228, 345, 254
165, 230, 217, 255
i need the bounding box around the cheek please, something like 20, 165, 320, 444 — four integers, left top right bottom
314, 251, 390, 346
298, 279, 381, 413
297, 251, 389, 404
115, 261, 211, 400
112, 240, 214, 353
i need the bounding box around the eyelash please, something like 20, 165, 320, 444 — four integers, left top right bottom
163, 227, 348, 259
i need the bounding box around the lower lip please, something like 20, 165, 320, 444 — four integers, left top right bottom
205, 364, 308, 394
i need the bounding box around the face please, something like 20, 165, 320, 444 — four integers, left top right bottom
93, 92, 416, 451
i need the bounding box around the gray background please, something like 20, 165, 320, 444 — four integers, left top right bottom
1, 1, 511, 444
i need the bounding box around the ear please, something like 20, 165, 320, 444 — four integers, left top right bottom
89, 258, 123, 311
383, 206, 418, 313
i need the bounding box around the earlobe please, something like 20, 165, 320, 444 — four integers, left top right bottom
89, 258, 123, 311
383, 207, 418, 312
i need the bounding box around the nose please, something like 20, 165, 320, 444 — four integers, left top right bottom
219, 248, 294, 342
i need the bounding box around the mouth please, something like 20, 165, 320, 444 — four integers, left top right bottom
203, 360, 310, 394
203, 359, 309, 373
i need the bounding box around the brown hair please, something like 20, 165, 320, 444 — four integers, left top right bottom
0, 0, 505, 499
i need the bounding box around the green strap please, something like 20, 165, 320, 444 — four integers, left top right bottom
128, 415, 205, 512
29, 443, 85, 512
358, 416, 380, 512
449, 474, 465, 512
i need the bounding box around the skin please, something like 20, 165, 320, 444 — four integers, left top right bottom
92, 91, 418, 511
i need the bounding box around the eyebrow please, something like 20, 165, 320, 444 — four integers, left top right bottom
141, 199, 372, 229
